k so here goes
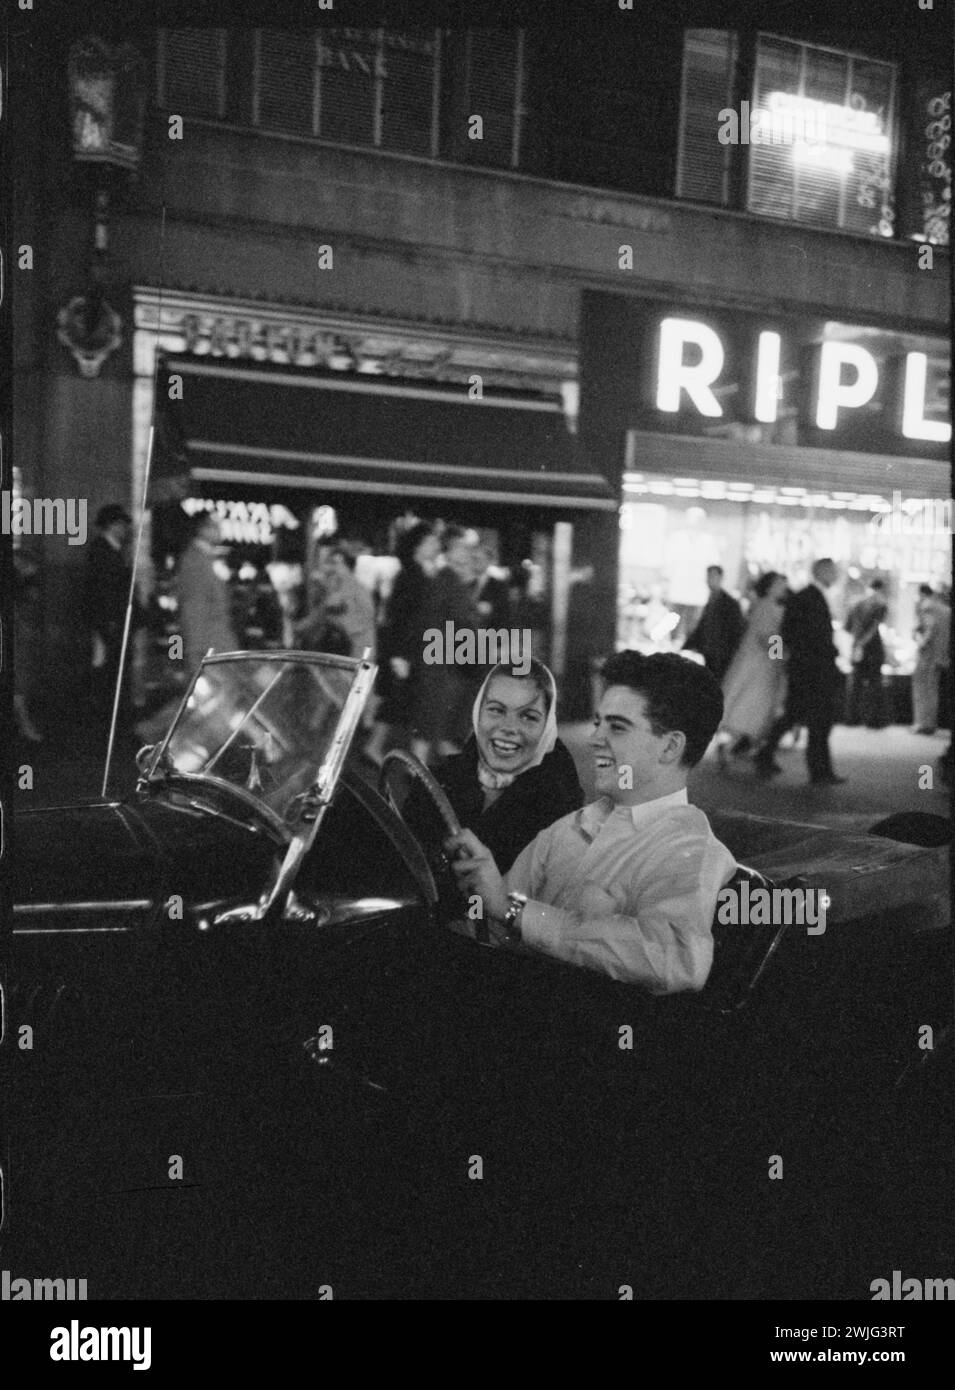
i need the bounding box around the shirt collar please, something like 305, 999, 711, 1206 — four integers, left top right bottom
629, 787, 688, 827
579, 788, 688, 838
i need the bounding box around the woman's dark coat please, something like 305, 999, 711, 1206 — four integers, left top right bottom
405, 735, 584, 874
376, 562, 433, 725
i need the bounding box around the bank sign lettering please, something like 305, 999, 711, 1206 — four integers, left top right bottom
656, 317, 949, 444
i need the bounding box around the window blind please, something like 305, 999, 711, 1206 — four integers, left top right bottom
157, 29, 227, 119
675, 29, 737, 204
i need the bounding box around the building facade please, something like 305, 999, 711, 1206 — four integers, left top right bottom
10, 17, 951, 719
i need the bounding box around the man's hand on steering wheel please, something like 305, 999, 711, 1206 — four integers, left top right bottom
445, 828, 509, 922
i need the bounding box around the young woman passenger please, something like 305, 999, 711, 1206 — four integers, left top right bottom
406, 659, 584, 873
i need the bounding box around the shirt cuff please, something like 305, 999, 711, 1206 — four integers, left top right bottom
518, 899, 574, 955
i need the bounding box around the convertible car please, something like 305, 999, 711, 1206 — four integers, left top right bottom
6, 651, 951, 1299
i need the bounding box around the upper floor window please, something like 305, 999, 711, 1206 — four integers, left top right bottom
156, 28, 227, 120
676, 32, 932, 242
748, 36, 898, 239
155, 27, 525, 168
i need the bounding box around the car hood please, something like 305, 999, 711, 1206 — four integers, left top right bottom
12, 796, 276, 916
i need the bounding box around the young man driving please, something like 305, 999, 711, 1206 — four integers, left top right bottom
447, 650, 736, 994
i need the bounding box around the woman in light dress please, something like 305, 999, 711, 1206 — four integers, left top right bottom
716, 571, 788, 766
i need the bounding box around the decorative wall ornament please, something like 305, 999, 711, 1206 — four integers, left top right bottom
57, 294, 123, 378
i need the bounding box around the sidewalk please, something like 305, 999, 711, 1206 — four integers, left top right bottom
558, 722, 951, 823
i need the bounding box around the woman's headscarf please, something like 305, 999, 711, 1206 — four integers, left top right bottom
471, 661, 559, 791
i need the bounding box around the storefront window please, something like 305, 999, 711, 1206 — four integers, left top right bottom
618, 484, 950, 674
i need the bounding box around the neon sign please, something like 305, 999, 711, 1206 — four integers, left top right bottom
655, 317, 950, 443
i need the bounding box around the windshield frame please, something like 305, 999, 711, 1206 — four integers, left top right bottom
142, 650, 378, 912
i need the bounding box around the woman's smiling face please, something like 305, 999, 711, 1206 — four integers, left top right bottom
476, 675, 548, 774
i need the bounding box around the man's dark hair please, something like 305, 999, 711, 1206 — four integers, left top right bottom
442, 524, 469, 550
918, 583, 934, 597
600, 650, 723, 768
324, 540, 358, 571
870, 578, 886, 592
184, 508, 217, 541
753, 570, 783, 599
395, 521, 434, 570
706, 564, 724, 577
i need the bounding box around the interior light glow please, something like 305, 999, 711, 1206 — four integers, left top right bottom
765, 92, 891, 155
792, 142, 854, 173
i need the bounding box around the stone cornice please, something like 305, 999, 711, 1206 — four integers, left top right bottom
132, 288, 577, 395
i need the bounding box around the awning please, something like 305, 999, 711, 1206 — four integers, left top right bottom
155, 357, 616, 511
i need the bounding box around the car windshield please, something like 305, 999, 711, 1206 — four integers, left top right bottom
149, 653, 370, 828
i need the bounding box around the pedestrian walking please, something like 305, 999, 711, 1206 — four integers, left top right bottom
412, 525, 484, 763
844, 578, 888, 728
86, 503, 141, 727
912, 584, 948, 734
175, 512, 238, 674
13, 550, 43, 742
366, 521, 439, 762
319, 541, 377, 659
716, 571, 787, 765
755, 558, 846, 785
682, 565, 745, 683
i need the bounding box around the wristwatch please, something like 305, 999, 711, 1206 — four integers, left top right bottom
500, 891, 527, 944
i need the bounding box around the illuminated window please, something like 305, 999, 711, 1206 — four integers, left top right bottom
748, 36, 898, 237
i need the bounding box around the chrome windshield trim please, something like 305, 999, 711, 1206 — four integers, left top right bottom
14, 900, 154, 914
258, 654, 378, 921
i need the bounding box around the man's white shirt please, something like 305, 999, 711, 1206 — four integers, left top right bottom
506, 788, 736, 993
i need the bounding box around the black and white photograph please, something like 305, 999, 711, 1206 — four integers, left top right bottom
1, 0, 952, 1350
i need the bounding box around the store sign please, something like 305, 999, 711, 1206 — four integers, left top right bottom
655, 317, 950, 443
582, 292, 950, 461
183, 497, 300, 547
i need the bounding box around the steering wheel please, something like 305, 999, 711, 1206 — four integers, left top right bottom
378, 749, 465, 911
